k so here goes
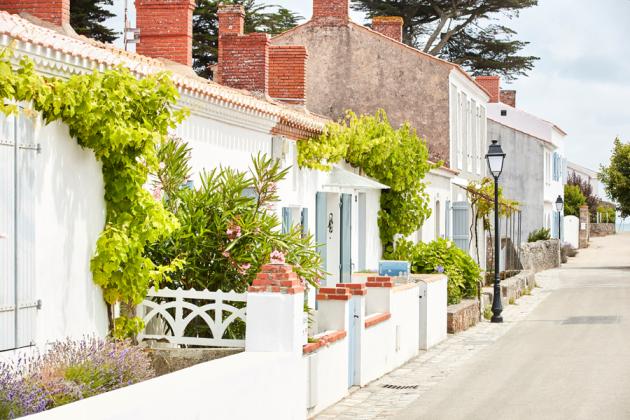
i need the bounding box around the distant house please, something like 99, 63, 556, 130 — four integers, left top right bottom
484, 77, 568, 241
246, 0, 492, 262
567, 161, 601, 197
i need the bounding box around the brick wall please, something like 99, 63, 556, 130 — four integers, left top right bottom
372, 17, 403, 43
218, 33, 270, 93
2, 0, 70, 26
136, 0, 196, 66
476, 76, 500, 103
269, 46, 308, 104
312, 0, 349, 25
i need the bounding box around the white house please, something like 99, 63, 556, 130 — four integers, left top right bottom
567, 161, 601, 197
483, 78, 568, 241
0, 1, 387, 355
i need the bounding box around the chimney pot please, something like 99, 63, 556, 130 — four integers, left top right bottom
1, 0, 70, 27
217, 4, 245, 36
135, 0, 196, 66
372, 16, 404, 43
475, 75, 500, 103
312, 0, 349, 25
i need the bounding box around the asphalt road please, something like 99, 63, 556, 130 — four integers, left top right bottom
395, 233, 630, 420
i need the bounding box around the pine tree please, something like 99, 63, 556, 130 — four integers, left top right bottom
193, 0, 302, 79
70, 0, 119, 43
351, 0, 539, 81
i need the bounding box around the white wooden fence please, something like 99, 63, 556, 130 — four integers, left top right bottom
137, 288, 247, 347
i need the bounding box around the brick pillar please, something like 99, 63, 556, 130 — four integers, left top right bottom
476, 76, 500, 103
365, 276, 393, 314
372, 16, 404, 42
269, 45, 308, 104
312, 0, 349, 25
500, 90, 516, 107
246, 264, 305, 353
135, 0, 196, 66
217, 4, 269, 93
2, 0, 70, 27
579, 205, 590, 248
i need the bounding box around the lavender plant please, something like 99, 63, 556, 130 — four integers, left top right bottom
0, 337, 154, 419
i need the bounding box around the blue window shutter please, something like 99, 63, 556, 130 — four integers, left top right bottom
301, 207, 309, 237
282, 207, 291, 234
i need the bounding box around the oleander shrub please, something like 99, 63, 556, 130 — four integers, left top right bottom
527, 228, 551, 243
0, 337, 154, 419
390, 238, 481, 305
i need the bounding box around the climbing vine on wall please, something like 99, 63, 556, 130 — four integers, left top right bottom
0, 50, 187, 338
298, 110, 435, 254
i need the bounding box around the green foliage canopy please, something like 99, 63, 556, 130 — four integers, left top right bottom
0, 51, 187, 338
564, 184, 586, 217
297, 110, 434, 253
601, 138, 630, 217
391, 238, 481, 304
70, 0, 119, 43
149, 140, 323, 292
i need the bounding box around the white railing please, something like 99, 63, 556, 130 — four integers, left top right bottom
137, 288, 247, 348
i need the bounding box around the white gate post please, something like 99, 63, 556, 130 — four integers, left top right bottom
246, 263, 305, 353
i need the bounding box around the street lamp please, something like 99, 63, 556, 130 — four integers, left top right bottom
486, 140, 506, 324
555, 195, 564, 241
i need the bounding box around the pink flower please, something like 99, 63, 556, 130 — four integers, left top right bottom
226, 223, 242, 240
151, 185, 163, 201
238, 263, 251, 275
222, 250, 230, 258
270, 250, 285, 264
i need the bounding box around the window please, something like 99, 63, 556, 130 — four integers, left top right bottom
435, 201, 441, 239
467, 99, 474, 172
281, 207, 307, 235
479, 107, 486, 175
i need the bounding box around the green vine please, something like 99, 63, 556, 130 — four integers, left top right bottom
0, 51, 187, 338
298, 110, 436, 254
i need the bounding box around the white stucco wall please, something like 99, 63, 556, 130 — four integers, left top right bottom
304, 339, 349, 416
28, 352, 306, 420
417, 275, 448, 350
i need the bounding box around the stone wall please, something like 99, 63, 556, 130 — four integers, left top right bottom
447, 299, 480, 334
519, 239, 561, 273
590, 223, 615, 237
144, 347, 243, 377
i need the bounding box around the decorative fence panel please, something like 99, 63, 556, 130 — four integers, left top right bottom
137, 288, 247, 348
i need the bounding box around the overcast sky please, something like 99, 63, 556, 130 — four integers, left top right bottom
105, 0, 630, 173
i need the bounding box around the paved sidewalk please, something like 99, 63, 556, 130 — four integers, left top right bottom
316, 271, 559, 419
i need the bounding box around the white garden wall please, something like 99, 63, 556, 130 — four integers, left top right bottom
26, 352, 305, 420
304, 339, 349, 416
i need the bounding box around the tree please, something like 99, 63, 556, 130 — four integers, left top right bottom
564, 184, 586, 217
193, 0, 302, 79
567, 172, 599, 220
70, 0, 119, 43
351, 0, 539, 81
600, 138, 630, 217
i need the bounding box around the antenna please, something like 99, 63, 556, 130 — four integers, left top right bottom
123, 0, 140, 51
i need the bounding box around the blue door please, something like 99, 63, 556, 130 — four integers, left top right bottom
340, 194, 352, 283
347, 296, 358, 387
315, 193, 327, 273
452, 201, 470, 252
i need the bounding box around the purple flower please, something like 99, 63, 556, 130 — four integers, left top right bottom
436, 265, 445, 274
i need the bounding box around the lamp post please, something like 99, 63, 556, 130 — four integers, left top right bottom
556, 195, 564, 241
486, 140, 506, 323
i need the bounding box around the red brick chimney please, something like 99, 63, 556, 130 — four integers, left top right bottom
217, 4, 269, 93
475, 76, 500, 103
269, 46, 308, 105
135, 0, 196, 66
312, 0, 349, 25
2, 0, 70, 27
500, 90, 516, 108
372, 16, 403, 43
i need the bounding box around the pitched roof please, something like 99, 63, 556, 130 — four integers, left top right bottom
0, 12, 327, 135
273, 19, 491, 100
487, 102, 566, 146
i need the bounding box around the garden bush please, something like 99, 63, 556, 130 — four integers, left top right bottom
0, 337, 153, 419
148, 138, 323, 293
560, 243, 578, 263
390, 238, 481, 305
527, 228, 551, 243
